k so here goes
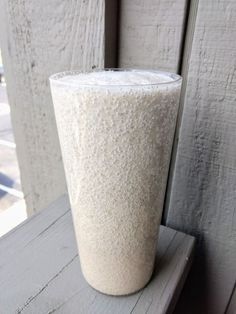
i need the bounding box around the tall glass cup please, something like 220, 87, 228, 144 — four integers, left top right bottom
50, 69, 182, 295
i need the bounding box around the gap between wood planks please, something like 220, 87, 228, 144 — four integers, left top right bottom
163, 0, 200, 224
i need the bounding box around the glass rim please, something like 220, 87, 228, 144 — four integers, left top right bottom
49, 68, 182, 88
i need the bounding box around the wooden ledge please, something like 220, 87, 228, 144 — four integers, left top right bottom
0, 195, 195, 313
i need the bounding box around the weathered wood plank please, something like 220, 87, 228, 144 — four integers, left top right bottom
118, 0, 188, 72
165, 0, 236, 313
0, 0, 115, 215
0, 207, 77, 314
131, 233, 194, 314
0, 194, 68, 266
0, 196, 194, 314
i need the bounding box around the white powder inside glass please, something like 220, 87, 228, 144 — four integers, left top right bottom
58, 70, 172, 86
50, 70, 182, 295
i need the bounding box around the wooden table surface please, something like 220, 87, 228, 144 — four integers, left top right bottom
0, 195, 195, 314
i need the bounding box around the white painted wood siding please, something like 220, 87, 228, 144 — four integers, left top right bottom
0, 0, 106, 215
119, 0, 188, 72
166, 0, 236, 313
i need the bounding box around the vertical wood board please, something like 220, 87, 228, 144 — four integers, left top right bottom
0, 0, 108, 214
118, 0, 188, 72
166, 0, 236, 313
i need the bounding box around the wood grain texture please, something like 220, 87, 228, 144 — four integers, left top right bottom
0, 196, 195, 314
0, 0, 107, 215
0, 194, 69, 266
118, 0, 188, 72
165, 0, 236, 313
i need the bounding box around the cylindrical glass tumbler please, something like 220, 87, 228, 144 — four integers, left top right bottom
50, 69, 182, 296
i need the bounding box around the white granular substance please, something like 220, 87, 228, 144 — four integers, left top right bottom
58, 70, 171, 86
50, 70, 181, 295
